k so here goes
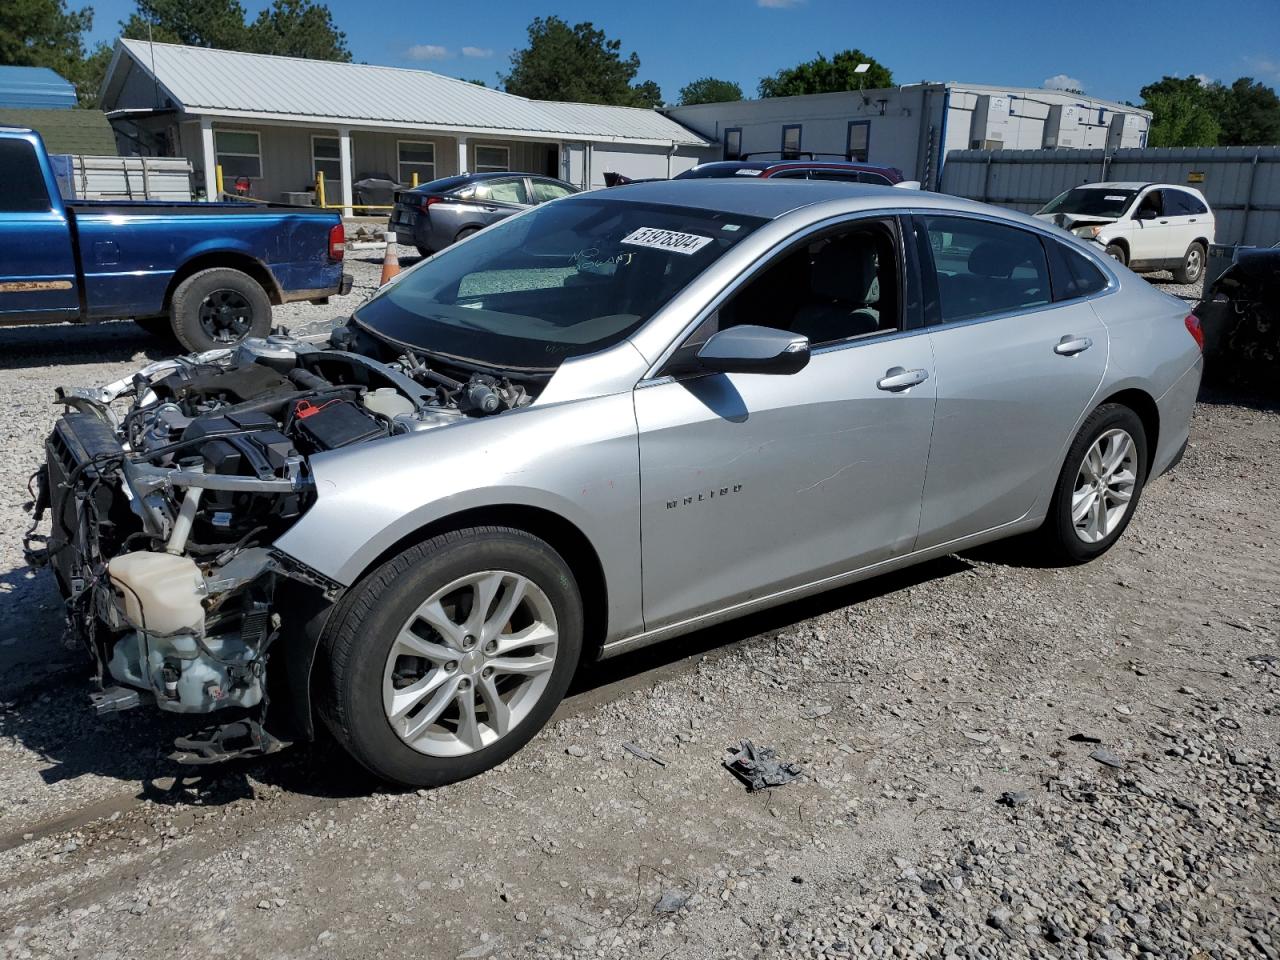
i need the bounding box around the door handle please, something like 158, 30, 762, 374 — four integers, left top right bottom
1054, 335, 1093, 356
1189, 217, 1198, 223
877, 367, 929, 392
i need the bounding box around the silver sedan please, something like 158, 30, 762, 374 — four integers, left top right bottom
45, 180, 1203, 787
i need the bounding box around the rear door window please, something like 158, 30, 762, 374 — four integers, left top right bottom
0, 138, 53, 213
1164, 190, 1205, 216
529, 179, 575, 203
921, 216, 1052, 323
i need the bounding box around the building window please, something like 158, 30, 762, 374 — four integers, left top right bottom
724, 127, 742, 161
781, 124, 802, 160
846, 121, 870, 163
312, 136, 340, 185
213, 130, 261, 180
474, 145, 510, 173
398, 140, 435, 185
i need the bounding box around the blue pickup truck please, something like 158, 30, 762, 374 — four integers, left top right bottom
0, 127, 351, 351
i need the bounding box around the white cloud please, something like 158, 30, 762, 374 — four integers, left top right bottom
1191, 73, 1213, 87
406, 44, 450, 61
1243, 55, 1280, 81
461, 46, 494, 58
1043, 73, 1083, 92
758, 0, 804, 7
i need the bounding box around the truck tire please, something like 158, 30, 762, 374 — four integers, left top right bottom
1172, 242, 1206, 285
318, 526, 583, 788
170, 267, 272, 352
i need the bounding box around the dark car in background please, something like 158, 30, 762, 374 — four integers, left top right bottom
389, 172, 578, 256
675, 158, 915, 187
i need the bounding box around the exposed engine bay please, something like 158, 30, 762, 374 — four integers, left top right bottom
24, 322, 533, 758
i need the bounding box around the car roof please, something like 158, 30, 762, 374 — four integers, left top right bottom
577, 178, 999, 221
686, 159, 901, 175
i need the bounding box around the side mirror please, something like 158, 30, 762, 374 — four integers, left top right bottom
1134, 207, 1157, 222
696, 325, 810, 375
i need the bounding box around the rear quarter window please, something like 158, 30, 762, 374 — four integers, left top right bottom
0, 139, 53, 213
1046, 239, 1110, 300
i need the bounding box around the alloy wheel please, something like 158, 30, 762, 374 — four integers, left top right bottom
1186, 247, 1203, 281
197, 289, 254, 343
382, 570, 559, 757
1071, 428, 1138, 544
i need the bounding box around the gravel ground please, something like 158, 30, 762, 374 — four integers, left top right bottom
1, 255, 1274, 960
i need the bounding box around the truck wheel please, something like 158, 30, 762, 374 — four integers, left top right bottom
1173, 242, 1206, 284
171, 268, 272, 352
1103, 243, 1127, 265
1038, 404, 1148, 565
318, 526, 583, 788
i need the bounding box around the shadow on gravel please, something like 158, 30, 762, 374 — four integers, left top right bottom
1195, 383, 1280, 412
2, 556, 970, 810
0, 321, 168, 371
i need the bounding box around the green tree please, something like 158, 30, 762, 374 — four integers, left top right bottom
1140, 76, 1220, 147
758, 49, 893, 98
678, 76, 743, 105
126, 0, 251, 49
502, 16, 660, 107
1210, 77, 1280, 146
0, 0, 94, 94
248, 0, 350, 61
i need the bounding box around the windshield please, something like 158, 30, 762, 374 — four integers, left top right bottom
1039, 187, 1138, 218
354, 198, 767, 372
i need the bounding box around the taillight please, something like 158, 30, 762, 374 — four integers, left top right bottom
1184, 313, 1204, 351
420, 194, 441, 213
328, 223, 345, 261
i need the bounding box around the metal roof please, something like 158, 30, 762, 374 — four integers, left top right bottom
111, 40, 708, 146
0, 66, 77, 110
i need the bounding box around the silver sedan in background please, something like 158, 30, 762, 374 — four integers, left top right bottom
41, 180, 1203, 787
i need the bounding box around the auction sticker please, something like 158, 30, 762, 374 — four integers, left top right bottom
621, 227, 713, 255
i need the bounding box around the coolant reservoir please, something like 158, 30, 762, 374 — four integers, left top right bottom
363, 387, 415, 420
107, 552, 206, 636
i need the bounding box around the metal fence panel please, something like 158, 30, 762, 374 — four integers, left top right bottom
50, 155, 194, 202
940, 146, 1280, 247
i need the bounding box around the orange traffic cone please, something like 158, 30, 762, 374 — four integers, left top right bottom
380, 231, 401, 285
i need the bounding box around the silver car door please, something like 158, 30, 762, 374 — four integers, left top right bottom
913, 214, 1109, 549
634, 216, 936, 631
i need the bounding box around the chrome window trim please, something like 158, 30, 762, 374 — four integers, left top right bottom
638, 209, 913, 382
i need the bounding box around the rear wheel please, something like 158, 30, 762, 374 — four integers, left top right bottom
1173, 241, 1205, 284
454, 226, 480, 244
1104, 243, 1127, 265
170, 267, 272, 352
1039, 404, 1147, 564
318, 526, 583, 788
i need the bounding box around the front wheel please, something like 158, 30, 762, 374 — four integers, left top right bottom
1104, 243, 1127, 265
1173, 241, 1206, 284
170, 267, 273, 352
1039, 404, 1148, 564
318, 526, 583, 787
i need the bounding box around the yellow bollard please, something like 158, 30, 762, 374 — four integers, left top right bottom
412, 171, 419, 187
215, 164, 224, 198
316, 171, 326, 208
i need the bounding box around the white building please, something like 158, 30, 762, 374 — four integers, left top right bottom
98, 39, 711, 211
665, 83, 1152, 189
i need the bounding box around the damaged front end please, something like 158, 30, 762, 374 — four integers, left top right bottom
25, 327, 532, 762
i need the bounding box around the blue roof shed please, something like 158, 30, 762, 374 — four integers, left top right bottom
0, 66, 77, 109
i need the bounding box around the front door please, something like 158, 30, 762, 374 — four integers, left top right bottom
914, 214, 1108, 548
0, 137, 78, 321
1127, 188, 1169, 264
635, 216, 936, 630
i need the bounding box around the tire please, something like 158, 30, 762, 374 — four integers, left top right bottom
1039, 404, 1148, 564
1172, 241, 1206, 284
1103, 243, 1127, 265
454, 226, 480, 244
318, 526, 584, 788
170, 267, 273, 352
415, 245, 433, 259
133, 315, 176, 340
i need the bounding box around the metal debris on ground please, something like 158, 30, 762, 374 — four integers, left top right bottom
722, 739, 803, 792
1089, 747, 1126, 769
622, 741, 667, 766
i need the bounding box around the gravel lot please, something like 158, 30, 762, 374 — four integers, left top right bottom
1, 255, 1274, 960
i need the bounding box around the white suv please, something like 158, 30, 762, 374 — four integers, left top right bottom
1035, 182, 1215, 284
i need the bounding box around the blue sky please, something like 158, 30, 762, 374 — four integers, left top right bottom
85, 0, 1280, 106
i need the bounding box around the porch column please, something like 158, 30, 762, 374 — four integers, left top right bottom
338, 126, 354, 218
457, 136, 469, 175
199, 116, 216, 201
